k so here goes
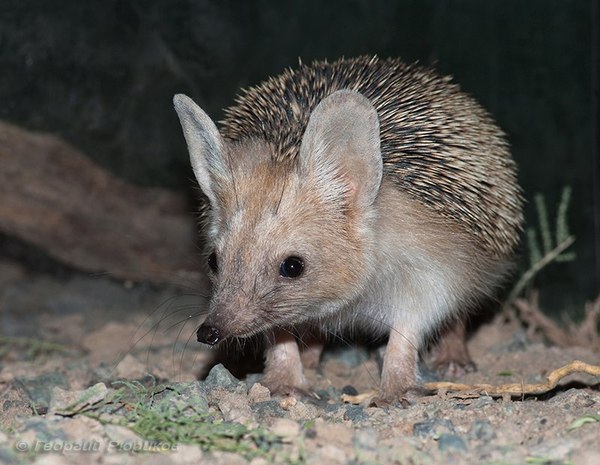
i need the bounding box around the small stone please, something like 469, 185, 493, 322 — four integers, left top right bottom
14, 372, 69, 409
279, 396, 297, 410
288, 400, 317, 421
341, 385, 358, 396
248, 383, 271, 404
218, 392, 253, 424
48, 383, 108, 415
204, 364, 239, 391
169, 382, 209, 414
413, 418, 456, 438
252, 400, 286, 420
471, 396, 495, 408
437, 433, 468, 452
316, 389, 332, 401
344, 405, 367, 422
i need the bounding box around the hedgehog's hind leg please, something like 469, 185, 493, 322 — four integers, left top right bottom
429, 317, 477, 379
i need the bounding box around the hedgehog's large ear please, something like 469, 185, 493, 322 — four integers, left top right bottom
298, 90, 382, 209
173, 94, 225, 205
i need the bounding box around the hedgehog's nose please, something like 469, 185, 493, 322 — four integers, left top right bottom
196, 324, 222, 345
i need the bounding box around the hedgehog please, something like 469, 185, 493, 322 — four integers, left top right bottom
173, 56, 523, 404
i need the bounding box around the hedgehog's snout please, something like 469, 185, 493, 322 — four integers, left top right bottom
196, 324, 222, 345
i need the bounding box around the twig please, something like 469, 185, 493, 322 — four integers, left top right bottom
424, 360, 600, 398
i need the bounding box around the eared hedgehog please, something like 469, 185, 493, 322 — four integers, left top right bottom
173, 56, 523, 403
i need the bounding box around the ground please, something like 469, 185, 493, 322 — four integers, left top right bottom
0, 258, 598, 465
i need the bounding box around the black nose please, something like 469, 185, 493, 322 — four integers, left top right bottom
196, 324, 221, 345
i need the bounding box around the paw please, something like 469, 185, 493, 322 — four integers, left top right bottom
433, 359, 477, 380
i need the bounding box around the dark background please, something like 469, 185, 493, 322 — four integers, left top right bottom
1, 0, 598, 316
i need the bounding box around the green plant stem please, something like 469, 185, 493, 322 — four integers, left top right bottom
507, 235, 575, 305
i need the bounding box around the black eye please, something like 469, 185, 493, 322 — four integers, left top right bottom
279, 256, 304, 278
207, 252, 218, 273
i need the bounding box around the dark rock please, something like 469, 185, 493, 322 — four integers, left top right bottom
438, 433, 468, 452
203, 364, 239, 391
344, 404, 367, 422
413, 418, 456, 438
14, 372, 69, 409
152, 382, 209, 415
252, 400, 286, 421
341, 385, 359, 396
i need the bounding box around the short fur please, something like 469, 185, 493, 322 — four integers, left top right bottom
173, 56, 523, 402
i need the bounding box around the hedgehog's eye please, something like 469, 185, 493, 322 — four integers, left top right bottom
279, 256, 304, 278
207, 252, 218, 273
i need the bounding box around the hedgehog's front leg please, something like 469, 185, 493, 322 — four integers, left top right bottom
376, 324, 424, 406
261, 330, 311, 397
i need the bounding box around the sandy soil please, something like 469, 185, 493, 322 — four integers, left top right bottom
0, 258, 598, 465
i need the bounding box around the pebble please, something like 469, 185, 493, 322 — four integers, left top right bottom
412, 418, 456, 438
279, 396, 297, 410
14, 372, 69, 409
344, 404, 367, 422
252, 400, 286, 420
341, 385, 358, 396
204, 364, 240, 391
438, 433, 468, 452
248, 383, 271, 403
48, 382, 108, 415
288, 399, 317, 421
168, 382, 209, 414
218, 392, 253, 424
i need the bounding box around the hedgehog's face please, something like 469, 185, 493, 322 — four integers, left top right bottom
173, 90, 382, 344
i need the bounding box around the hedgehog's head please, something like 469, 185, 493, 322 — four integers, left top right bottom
173, 90, 382, 345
